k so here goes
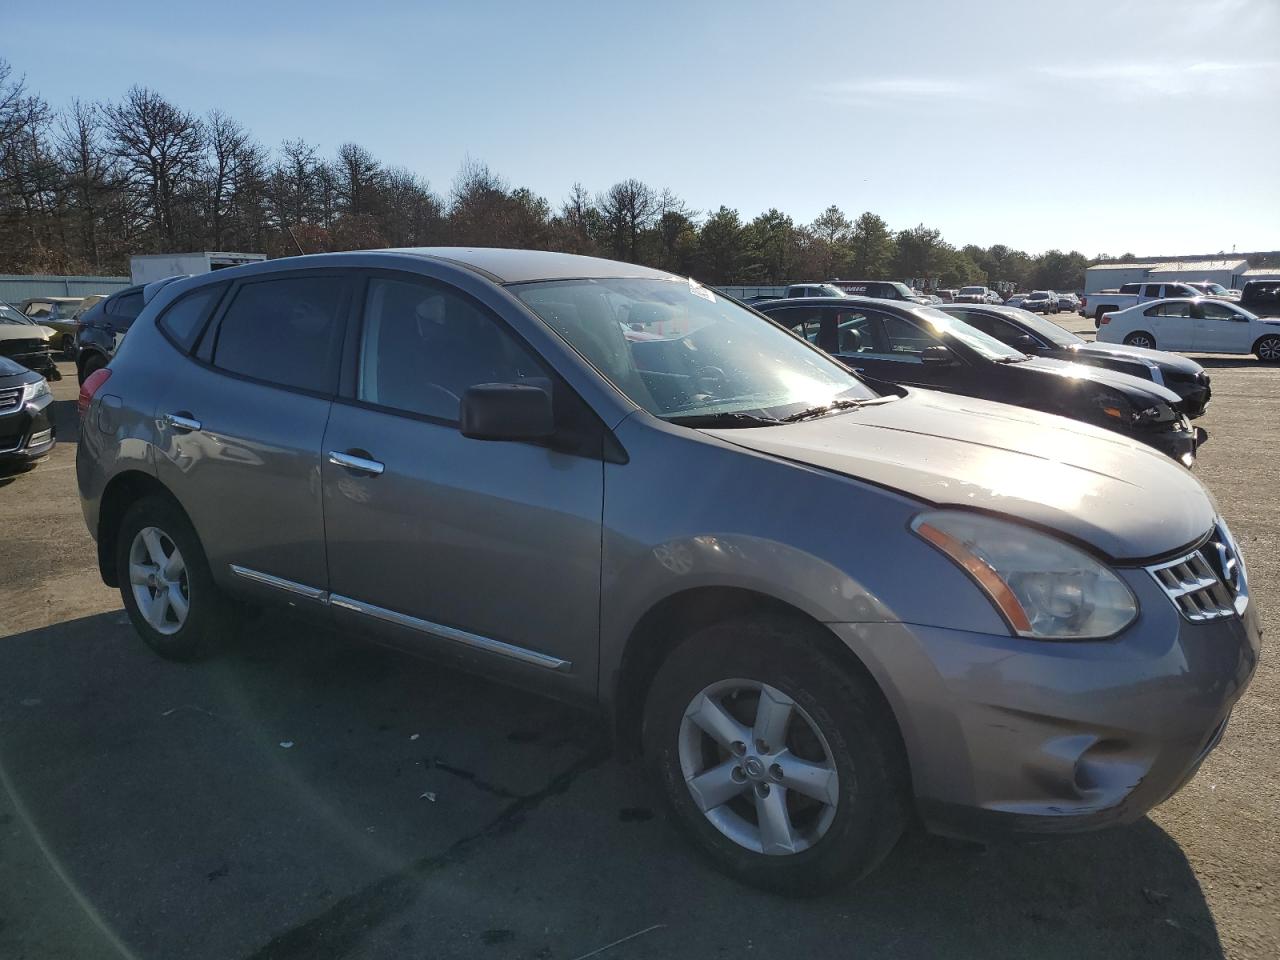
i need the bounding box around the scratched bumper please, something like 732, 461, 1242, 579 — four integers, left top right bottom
828, 569, 1260, 840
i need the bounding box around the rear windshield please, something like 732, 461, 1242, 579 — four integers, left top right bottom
959, 286, 985, 295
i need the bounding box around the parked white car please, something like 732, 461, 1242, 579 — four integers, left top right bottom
1098, 297, 1280, 361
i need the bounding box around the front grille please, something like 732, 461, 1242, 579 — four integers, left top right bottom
1147, 522, 1249, 621
0, 386, 20, 412
0, 338, 47, 357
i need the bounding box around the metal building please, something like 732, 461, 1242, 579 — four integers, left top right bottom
0, 273, 130, 303
1084, 258, 1250, 293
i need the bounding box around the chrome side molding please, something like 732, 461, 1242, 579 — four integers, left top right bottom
229, 564, 327, 601
227, 565, 570, 672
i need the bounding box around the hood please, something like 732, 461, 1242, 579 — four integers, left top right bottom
1018, 356, 1184, 405
706, 389, 1215, 560
0, 324, 53, 342
1067, 341, 1204, 376
0, 355, 35, 378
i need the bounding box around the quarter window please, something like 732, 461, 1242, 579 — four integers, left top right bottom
211, 276, 347, 393
158, 285, 223, 351
107, 291, 145, 328
358, 277, 546, 421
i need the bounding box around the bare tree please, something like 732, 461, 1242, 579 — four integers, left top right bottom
203, 110, 251, 249
597, 178, 659, 261
103, 86, 204, 249
54, 99, 116, 269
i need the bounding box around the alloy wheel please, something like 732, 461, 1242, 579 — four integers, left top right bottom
1259, 338, 1280, 361
128, 526, 190, 635
677, 679, 840, 855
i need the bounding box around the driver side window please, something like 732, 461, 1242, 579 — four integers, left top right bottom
358, 277, 546, 421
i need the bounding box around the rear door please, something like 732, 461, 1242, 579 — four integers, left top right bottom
320, 271, 604, 698
154, 270, 352, 605
1140, 301, 1197, 350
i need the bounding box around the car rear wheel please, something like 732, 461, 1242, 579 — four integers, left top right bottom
1124, 332, 1156, 349
643, 615, 907, 895
115, 495, 232, 661
60, 334, 75, 357
1255, 335, 1280, 363
78, 352, 106, 386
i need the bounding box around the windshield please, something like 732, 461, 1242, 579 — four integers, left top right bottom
1003, 307, 1081, 346
959, 286, 985, 295
890, 282, 915, 298
815, 284, 847, 297
916, 307, 1027, 360
514, 277, 878, 424
0, 304, 32, 324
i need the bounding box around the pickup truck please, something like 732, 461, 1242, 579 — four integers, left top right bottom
1239, 280, 1280, 318
1082, 281, 1201, 325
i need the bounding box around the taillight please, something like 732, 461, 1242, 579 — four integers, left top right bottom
78, 368, 112, 417
1100, 315, 1112, 325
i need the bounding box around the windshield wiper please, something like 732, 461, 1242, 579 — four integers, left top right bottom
994, 355, 1032, 363
666, 411, 784, 428
781, 396, 893, 423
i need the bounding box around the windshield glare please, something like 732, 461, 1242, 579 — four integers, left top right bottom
0, 304, 30, 323
1003, 307, 1081, 346
917, 307, 1027, 360
890, 282, 915, 298
515, 277, 877, 422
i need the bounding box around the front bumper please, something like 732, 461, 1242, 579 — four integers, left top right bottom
1135, 415, 1203, 467
0, 395, 56, 469
829, 569, 1260, 841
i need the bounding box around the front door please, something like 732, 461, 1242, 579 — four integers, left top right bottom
1195, 300, 1250, 353
829, 306, 967, 391
154, 271, 352, 602
321, 272, 604, 697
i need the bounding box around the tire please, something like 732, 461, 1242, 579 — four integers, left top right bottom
79, 351, 106, 386
61, 334, 75, 357
115, 494, 232, 661
1255, 335, 1280, 363
1124, 331, 1156, 349
642, 615, 908, 896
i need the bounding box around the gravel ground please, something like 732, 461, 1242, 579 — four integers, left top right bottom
0, 331, 1275, 960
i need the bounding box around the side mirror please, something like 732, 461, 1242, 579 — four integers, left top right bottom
920, 344, 957, 365
460, 383, 554, 441
1012, 334, 1039, 352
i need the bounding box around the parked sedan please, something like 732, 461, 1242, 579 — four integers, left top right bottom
0, 355, 56, 473
1098, 298, 1280, 362
1021, 290, 1057, 313
757, 296, 1203, 465
20, 296, 84, 356
76, 248, 1256, 895
938, 303, 1212, 417
0, 303, 61, 380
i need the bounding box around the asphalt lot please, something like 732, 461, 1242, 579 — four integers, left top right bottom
1, 318, 1276, 960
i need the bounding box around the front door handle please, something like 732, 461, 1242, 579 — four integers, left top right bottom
328, 450, 385, 476
165, 413, 202, 432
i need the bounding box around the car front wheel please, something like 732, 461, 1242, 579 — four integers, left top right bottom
643, 615, 907, 895
115, 495, 232, 661
1255, 335, 1280, 363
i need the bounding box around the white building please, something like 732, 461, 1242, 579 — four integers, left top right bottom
1241, 266, 1280, 284
1084, 258, 1250, 294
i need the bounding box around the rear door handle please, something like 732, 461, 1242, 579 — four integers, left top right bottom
165, 413, 202, 432
328, 450, 385, 476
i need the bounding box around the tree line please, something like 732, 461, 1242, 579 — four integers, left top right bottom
0, 61, 1102, 291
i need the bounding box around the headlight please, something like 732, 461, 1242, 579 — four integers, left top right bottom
21, 379, 51, 404
912, 511, 1138, 640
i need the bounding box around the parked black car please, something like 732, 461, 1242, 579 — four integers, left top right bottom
74, 284, 147, 383
937, 303, 1212, 418
0, 302, 60, 380
755, 296, 1204, 466
1239, 280, 1280, 319
0, 355, 56, 473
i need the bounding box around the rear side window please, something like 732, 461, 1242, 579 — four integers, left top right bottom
107, 291, 145, 328
26, 301, 51, 318
1143, 284, 1163, 298
211, 275, 348, 393
157, 285, 223, 351
1146, 302, 1191, 318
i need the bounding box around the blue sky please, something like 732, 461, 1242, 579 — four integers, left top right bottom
7, 0, 1278, 255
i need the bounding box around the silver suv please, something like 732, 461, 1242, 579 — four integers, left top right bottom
77, 249, 1259, 894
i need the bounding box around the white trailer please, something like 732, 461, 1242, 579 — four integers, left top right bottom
129, 251, 266, 285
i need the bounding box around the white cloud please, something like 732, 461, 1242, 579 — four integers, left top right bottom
814, 76, 992, 104
1039, 59, 1280, 97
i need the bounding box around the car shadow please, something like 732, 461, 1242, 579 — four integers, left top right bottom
0, 610, 1225, 960
1192, 356, 1267, 370
49, 397, 80, 445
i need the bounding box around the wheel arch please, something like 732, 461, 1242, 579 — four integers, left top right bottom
96, 470, 183, 587
609, 586, 907, 769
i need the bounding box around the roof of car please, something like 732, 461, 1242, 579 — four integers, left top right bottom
377, 247, 678, 284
